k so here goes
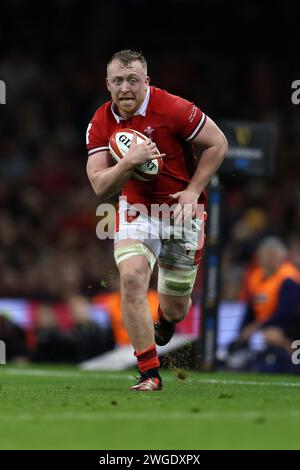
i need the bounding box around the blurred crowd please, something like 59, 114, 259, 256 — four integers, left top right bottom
0, 295, 114, 364
1, 0, 300, 363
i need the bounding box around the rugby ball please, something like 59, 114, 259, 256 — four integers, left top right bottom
109, 128, 163, 181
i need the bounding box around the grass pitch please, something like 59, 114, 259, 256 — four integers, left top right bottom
0, 365, 300, 450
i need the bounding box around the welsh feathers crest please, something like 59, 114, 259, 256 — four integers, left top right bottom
143, 126, 155, 137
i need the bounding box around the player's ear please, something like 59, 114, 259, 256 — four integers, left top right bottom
146, 76, 150, 88
106, 78, 110, 92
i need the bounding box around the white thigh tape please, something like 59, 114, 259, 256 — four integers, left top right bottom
158, 265, 198, 296
114, 243, 157, 271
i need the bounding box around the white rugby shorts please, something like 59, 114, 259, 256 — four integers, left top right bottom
114, 200, 206, 271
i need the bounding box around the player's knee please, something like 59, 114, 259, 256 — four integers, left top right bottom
121, 269, 147, 297
163, 301, 189, 323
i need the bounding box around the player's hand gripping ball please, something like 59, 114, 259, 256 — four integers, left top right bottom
109, 128, 163, 181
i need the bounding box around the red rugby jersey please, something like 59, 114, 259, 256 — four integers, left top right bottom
86, 86, 207, 208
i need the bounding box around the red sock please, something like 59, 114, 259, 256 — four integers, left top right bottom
134, 344, 160, 373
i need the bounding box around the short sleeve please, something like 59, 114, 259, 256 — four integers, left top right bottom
170, 96, 207, 141
86, 108, 109, 157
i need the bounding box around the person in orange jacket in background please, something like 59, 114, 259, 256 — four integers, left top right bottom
235, 237, 300, 353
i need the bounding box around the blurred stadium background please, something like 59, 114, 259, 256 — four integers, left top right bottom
0, 0, 300, 371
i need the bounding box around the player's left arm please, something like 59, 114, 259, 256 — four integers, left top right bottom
170, 116, 227, 218
187, 116, 228, 196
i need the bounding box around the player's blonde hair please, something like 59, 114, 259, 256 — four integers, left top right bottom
107, 49, 147, 73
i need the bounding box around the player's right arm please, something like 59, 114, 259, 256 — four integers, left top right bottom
86, 150, 134, 200
86, 136, 163, 200
86, 109, 135, 200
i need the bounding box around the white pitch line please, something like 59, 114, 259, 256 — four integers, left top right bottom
0, 368, 172, 381
2, 368, 300, 388
1, 368, 127, 380
199, 378, 300, 388
2, 368, 81, 378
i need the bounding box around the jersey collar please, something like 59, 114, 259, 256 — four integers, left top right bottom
111, 86, 150, 123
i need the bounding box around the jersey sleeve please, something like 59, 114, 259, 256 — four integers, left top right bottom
170, 95, 207, 141
86, 108, 110, 157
